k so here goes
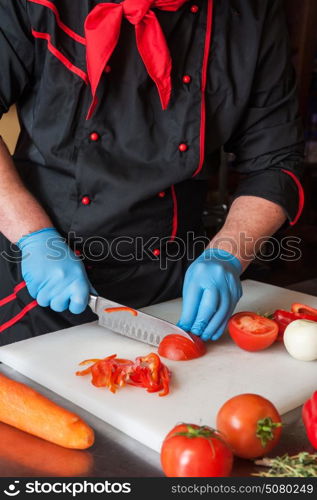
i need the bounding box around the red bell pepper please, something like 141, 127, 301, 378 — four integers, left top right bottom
272, 310, 317, 341
104, 306, 138, 316
302, 392, 317, 449
76, 352, 171, 397
291, 303, 317, 317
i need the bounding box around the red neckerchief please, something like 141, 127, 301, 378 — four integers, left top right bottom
85, 0, 190, 119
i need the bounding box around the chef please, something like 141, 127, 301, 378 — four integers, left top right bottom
0, 0, 304, 346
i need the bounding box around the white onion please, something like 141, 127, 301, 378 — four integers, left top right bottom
284, 319, 317, 361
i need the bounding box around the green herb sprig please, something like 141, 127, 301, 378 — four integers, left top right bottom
253, 452, 317, 477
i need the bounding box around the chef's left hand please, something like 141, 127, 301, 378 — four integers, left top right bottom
177, 248, 243, 341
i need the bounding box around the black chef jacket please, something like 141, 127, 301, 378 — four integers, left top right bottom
0, 0, 305, 344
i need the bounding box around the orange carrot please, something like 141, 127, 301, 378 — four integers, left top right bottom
0, 373, 94, 449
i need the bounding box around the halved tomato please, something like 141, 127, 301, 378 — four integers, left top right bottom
158, 333, 206, 361
228, 312, 278, 352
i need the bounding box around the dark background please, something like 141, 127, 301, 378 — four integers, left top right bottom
204, 0, 317, 291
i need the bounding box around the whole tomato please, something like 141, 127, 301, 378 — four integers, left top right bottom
216, 394, 282, 459
160, 423, 233, 477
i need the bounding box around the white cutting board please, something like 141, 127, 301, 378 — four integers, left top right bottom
0, 280, 316, 453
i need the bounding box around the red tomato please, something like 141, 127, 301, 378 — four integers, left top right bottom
216, 394, 282, 459
228, 312, 278, 351
161, 424, 233, 477
158, 333, 206, 361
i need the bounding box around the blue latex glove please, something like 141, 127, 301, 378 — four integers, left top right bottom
17, 228, 91, 314
177, 248, 243, 341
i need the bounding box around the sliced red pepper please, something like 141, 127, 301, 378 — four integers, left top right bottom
76, 355, 117, 376
291, 303, 317, 317
302, 391, 317, 449
272, 310, 317, 341
76, 352, 171, 397
78, 358, 107, 366
91, 362, 112, 390
104, 306, 138, 316
136, 353, 160, 384
158, 365, 170, 397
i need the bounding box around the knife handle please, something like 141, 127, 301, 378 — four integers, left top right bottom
88, 294, 98, 313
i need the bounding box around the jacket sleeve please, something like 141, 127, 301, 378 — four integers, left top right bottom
0, 0, 34, 118
225, 0, 305, 226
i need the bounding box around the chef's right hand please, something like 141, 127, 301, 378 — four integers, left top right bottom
17, 228, 91, 314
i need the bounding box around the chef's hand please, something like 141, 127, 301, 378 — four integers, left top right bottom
177, 248, 243, 341
17, 228, 91, 314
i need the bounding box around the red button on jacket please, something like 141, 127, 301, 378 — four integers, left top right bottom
179, 143, 188, 152
190, 5, 199, 13
183, 75, 191, 84
90, 132, 100, 141
81, 196, 91, 205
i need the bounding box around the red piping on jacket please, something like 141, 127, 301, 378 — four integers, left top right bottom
170, 185, 178, 241
0, 281, 38, 334
0, 282, 27, 307
31, 30, 88, 84
192, 0, 214, 177
27, 0, 86, 45
0, 301, 38, 334
282, 169, 305, 226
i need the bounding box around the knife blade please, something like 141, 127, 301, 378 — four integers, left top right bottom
88, 295, 194, 347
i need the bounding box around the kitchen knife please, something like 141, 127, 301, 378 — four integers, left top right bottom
88, 295, 194, 347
